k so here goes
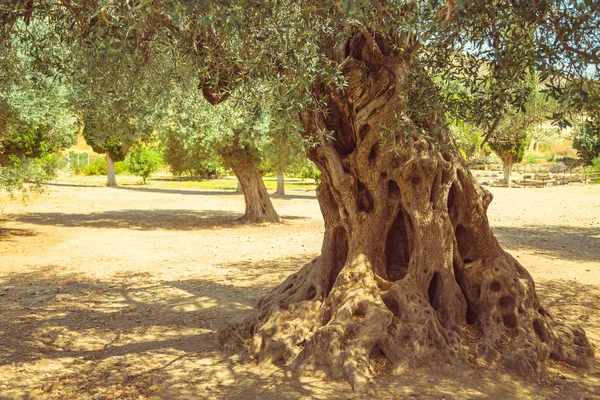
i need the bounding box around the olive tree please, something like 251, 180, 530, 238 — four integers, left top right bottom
3, 0, 599, 392
0, 19, 78, 194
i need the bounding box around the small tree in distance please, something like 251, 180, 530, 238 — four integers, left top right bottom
573, 118, 600, 165
125, 146, 162, 185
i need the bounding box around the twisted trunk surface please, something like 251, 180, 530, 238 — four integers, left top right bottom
220, 32, 593, 392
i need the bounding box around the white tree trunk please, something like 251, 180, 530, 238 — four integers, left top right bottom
275, 172, 285, 196
106, 153, 117, 187
503, 160, 513, 188
236, 179, 242, 193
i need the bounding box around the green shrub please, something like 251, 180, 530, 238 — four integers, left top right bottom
573, 119, 600, 165
114, 161, 127, 175
591, 156, 600, 173
125, 146, 162, 184
83, 157, 107, 176
298, 160, 321, 184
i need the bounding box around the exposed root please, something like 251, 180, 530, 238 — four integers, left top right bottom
461, 253, 594, 377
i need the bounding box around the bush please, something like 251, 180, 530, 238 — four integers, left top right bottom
592, 156, 600, 173
114, 161, 127, 175
125, 147, 162, 184
83, 157, 107, 176
573, 119, 600, 165
298, 160, 321, 184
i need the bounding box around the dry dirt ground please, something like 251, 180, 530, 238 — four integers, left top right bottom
0, 178, 599, 400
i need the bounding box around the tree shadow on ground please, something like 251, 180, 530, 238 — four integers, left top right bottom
536, 279, 600, 344
7, 210, 309, 231
1, 262, 599, 399
7, 210, 244, 230
45, 182, 236, 196
0, 227, 36, 242
45, 182, 317, 199
493, 225, 600, 262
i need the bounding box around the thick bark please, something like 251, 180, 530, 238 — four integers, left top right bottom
275, 172, 285, 196
220, 32, 593, 392
106, 153, 117, 187
503, 159, 513, 187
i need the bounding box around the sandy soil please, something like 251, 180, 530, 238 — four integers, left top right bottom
0, 179, 599, 399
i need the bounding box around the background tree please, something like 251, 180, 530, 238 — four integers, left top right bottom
125, 145, 162, 184
262, 102, 306, 196
75, 47, 171, 187
2, 0, 600, 393
573, 117, 600, 165
0, 20, 78, 194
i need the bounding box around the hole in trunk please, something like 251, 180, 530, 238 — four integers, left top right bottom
503, 314, 517, 328
466, 306, 478, 325
308, 285, 317, 300
328, 227, 348, 293
499, 296, 514, 308
428, 272, 442, 310
385, 208, 410, 281
368, 143, 378, 164
382, 294, 401, 318
455, 224, 475, 263
358, 181, 374, 212
353, 301, 368, 320
387, 180, 400, 198
490, 282, 501, 292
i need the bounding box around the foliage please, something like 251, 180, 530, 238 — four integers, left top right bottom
591, 156, 600, 173
0, 21, 79, 193
449, 121, 491, 164
125, 146, 162, 184
82, 156, 126, 176
298, 159, 321, 184
573, 118, 600, 165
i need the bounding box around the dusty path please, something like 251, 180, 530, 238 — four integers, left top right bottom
0, 179, 599, 399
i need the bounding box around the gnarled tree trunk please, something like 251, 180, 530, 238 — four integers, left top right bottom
106, 152, 117, 187
220, 32, 593, 392
223, 145, 279, 223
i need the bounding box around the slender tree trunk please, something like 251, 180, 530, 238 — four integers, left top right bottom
106, 153, 117, 187
503, 159, 513, 187
220, 32, 592, 392
275, 172, 285, 196
233, 165, 279, 223
236, 180, 243, 194
223, 146, 279, 223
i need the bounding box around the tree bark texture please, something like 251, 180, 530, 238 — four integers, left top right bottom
224, 146, 279, 223
106, 152, 117, 187
275, 172, 285, 196
220, 32, 593, 392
